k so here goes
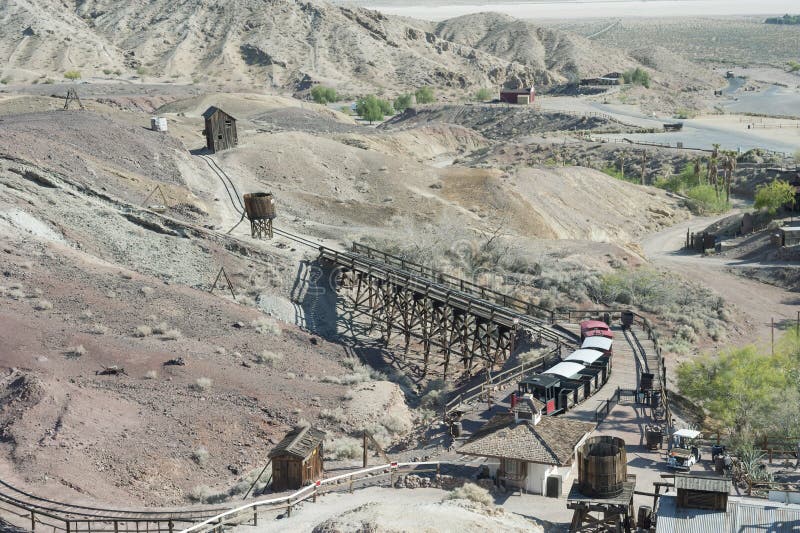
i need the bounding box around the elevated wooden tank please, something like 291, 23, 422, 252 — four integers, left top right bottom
578, 436, 627, 498
243, 192, 276, 220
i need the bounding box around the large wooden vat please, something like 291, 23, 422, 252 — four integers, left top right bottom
578, 436, 627, 498
243, 192, 276, 220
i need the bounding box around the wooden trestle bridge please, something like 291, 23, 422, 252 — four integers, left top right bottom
318, 243, 578, 381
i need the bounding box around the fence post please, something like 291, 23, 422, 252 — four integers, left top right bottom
66, 521, 71, 533
287, 500, 292, 518
114, 521, 119, 533
253, 507, 258, 527
30, 511, 35, 532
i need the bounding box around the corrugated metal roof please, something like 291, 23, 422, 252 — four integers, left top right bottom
674, 473, 730, 493
656, 494, 800, 533
543, 361, 586, 379
582, 336, 613, 351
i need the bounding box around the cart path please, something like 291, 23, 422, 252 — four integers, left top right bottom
641, 214, 797, 347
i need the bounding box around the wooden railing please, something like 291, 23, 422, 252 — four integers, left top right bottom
180, 462, 440, 533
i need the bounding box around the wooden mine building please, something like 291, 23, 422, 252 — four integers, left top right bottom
269, 425, 325, 491
203, 106, 238, 153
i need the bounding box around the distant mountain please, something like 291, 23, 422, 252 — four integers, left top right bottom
2, 0, 640, 93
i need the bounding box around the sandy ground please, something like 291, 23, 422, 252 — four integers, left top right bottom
641, 214, 798, 348
235, 488, 544, 532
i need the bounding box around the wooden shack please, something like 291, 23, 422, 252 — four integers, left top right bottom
269, 425, 325, 491
203, 106, 238, 153
500, 87, 536, 105
780, 226, 800, 247
674, 472, 730, 511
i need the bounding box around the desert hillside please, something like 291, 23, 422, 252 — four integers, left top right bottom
4, 0, 642, 92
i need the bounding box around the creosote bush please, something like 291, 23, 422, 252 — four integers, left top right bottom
33, 299, 53, 311
252, 317, 282, 335
254, 350, 283, 366
191, 377, 213, 391
65, 345, 87, 359
191, 446, 209, 465
446, 483, 494, 506
133, 325, 153, 337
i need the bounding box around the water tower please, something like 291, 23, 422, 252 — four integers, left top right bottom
243, 193, 276, 239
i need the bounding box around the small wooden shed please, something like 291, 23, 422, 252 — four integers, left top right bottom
203, 106, 238, 153
674, 473, 730, 511
500, 87, 536, 105
269, 425, 325, 491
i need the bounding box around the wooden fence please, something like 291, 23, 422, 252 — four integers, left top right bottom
180, 462, 441, 533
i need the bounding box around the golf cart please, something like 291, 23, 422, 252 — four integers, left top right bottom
667, 429, 702, 470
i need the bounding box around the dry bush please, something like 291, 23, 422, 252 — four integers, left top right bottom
105, 291, 115, 299
381, 413, 411, 435
251, 317, 282, 335
7, 289, 25, 300
161, 329, 182, 340
191, 377, 212, 391
447, 483, 494, 506
88, 324, 109, 335
79, 309, 94, 319
191, 446, 209, 465
326, 437, 362, 460
144, 370, 158, 379
65, 345, 86, 358
320, 407, 348, 424
33, 299, 53, 311
140, 286, 154, 297
254, 350, 283, 366
133, 325, 153, 337
215, 347, 227, 355
152, 322, 169, 335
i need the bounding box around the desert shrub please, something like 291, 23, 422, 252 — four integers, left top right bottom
415, 86, 435, 104
754, 179, 796, 215
254, 350, 283, 366
446, 483, 494, 506
420, 379, 449, 409
474, 88, 492, 101
7, 289, 25, 300
320, 407, 348, 424
191, 446, 209, 465
33, 299, 53, 311
251, 317, 281, 335
140, 286, 154, 297
144, 370, 158, 379
310, 85, 338, 104
133, 325, 153, 337
394, 93, 413, 112
685, 185, 730, 214
326, 437, 361, 459
381, 413, 411, 435
80, 309, 94, 319
136, 66, 147, 76
102, 69, 112, 75
64, 70, 81, 81
88, 324, 109, 335
191, 377, 213, 391
152, 322, 169, 335
356, 95, 393, 123
161, 329, 182, 340
622, 67, 650, 88
65, 345, 86, 358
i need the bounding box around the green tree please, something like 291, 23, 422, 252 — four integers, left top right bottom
394, 94, 414, 112
474, 88, 492, 102
310, 85, 338, 104
622, 67, 650, 88
356, 95, 392, 124
788, 61, 800, 73
678, 345, 792, 434
64, 70, 81, 81
754, 179, 796, 214
415, 86, 435, 104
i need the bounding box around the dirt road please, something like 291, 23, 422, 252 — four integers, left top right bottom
642, 215, 797, 347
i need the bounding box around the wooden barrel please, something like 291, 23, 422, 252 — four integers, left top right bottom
243, 192, 276, 220
578, 436, 627, 498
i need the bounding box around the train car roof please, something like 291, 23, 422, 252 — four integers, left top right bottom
582, 336, 613, 351
520, 374, 560, 388
566, 349, 606, 366
580, 320, 610, 331
543, 362, 586, 379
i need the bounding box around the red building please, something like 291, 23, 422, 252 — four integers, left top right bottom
500, 87, 536, 105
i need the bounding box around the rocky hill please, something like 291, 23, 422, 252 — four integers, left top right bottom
3, 0, 637, 93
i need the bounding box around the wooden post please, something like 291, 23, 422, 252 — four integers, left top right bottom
30, 511, 35, 532
168, 521, 173, 533
114, 521, 119, 533
772, 317, 775, 356
363, 431, 368, 468
253, 507, 258, 527
287, 501, 292, 518
66, 521, 71, 533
